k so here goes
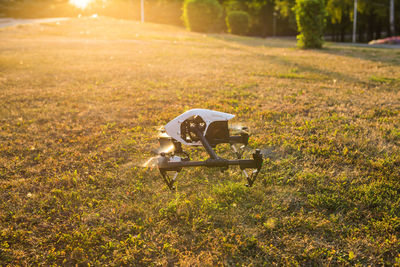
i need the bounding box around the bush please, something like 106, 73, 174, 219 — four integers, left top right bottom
226, 10, 250, 35
294, 0, 326, 49
183, 0, 223, 33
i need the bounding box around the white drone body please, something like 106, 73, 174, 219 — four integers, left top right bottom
152, 108, 263, 190
164, 109, 235, 146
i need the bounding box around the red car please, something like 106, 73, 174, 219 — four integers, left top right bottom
369, 36, 400, 45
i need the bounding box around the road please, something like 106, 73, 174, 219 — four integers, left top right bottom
0, 17, 398, 49
331, 41, 400, 49
0, 17, 70, 28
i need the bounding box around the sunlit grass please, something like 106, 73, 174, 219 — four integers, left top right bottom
0, 17, 399, 265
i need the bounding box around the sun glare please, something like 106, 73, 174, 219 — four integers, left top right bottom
69, 0, 93, 9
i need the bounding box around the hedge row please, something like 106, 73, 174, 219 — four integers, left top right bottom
183, 0, 326, 48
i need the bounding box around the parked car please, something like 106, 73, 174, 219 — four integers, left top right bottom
369, 36, 400, 45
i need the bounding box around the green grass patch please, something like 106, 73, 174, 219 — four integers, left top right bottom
370, 75, 399, 84
0, 17, 399, 265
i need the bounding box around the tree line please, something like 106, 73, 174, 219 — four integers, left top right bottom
0, 0, 398, 42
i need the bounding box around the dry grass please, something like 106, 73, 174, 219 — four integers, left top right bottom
1, 17, 400, 265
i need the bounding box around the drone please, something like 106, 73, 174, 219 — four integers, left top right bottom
143, 109, 264, 190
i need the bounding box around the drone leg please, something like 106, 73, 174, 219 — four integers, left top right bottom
231, 144, 240, 159
243, 169, 260, 187
243, 169, 250, 186
241, 149, 262, 187
160, 170, 179, 190
231, 144, 246, 159
172, 172, 179, 182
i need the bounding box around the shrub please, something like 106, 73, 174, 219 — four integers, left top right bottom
294, 0, 326, 49
226, 10, 250, 35
224, 0, 246, 13
183, 0, 223, 33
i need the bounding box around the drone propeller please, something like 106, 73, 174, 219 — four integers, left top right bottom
142, 156, 161, 168
121, 155, 161, 170
229, 124, 249, 133
127, 133, 179, 169
156, 125, 165, 131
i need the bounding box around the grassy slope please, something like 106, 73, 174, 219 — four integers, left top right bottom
0, 17, 400, 265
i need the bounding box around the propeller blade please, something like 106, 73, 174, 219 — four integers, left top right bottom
122, 154, 164, 169
120, 157, 158, 169
120, 161, 138, 169
142, 156, 160, 168
156, 125, 165, 131
229, 124, 249, 133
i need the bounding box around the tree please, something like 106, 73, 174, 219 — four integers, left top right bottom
226, 10, 250, 34
183, 0, 223, 32
294, 0, 326, 48
326, 0, 353, 41
275, 0, 297, 29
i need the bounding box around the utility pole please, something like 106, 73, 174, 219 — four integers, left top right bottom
390, 0, 395, 36
352, 0, 358, 43
141, 0, 144, 23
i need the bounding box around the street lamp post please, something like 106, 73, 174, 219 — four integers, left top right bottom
352, 0, 357, 43
141, 0, 144, 23
390, 0, 395, 36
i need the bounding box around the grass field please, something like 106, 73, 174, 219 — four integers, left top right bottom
1, 17, 400, 265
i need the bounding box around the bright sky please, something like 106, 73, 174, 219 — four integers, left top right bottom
69, 0, 93, 9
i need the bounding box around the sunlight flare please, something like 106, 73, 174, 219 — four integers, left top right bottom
162, 144, 175, 154
69, 0, 93, 9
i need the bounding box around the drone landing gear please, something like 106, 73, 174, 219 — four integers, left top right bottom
231, 144, 245, 159
160, 170, 179, 190
230, 144, 260, 186
243, 169, 259, 187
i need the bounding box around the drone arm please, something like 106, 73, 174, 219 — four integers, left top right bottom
192, 126, 219, 159
229, 132, 249, 145
159, 159, 256, 169
159, 150, 263, 171
158, 150, 263, 191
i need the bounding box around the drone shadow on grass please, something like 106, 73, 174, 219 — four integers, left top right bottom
252, 53, 364, 85
207, 35, 363, 85
321, 43, 400, 67
209, 33, 400, 68
208, 33, 297, 49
